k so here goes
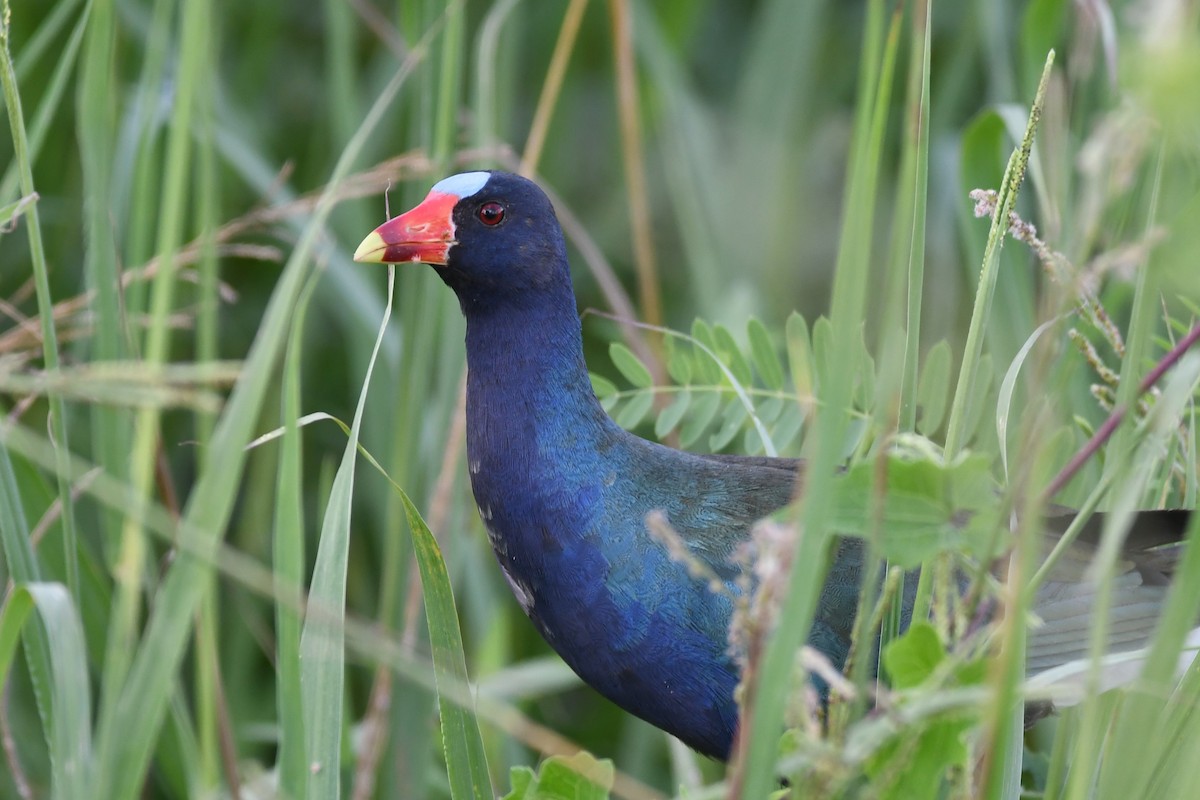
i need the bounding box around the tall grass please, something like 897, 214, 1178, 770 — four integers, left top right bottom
1, 1, 1199, 798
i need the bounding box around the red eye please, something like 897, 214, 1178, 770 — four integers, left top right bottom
477, 202, 505, 226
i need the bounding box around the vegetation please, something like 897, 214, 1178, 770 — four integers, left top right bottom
1, 0, 1199, 798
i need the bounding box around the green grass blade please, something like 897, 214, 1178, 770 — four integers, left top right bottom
0, 582, 93, 799
301, 266, 394, 799
395, 486, 494, 800
944, 52, 1054, 459
90, 33, 432, 799
0, 0, 81, 600
736, 3, 899, 795
276, 277, 319, 798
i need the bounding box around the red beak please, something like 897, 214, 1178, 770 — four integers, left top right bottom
353, 190, 459, 265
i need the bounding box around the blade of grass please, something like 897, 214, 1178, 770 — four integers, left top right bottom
0, 583, 92, 799
0, 439, 58, 759
104, 0, 211, 718
275, 276, 320, 799
301, 265, 394, 799
732, 3, 899, 796
609, 0, 661, 327
0, 1, 89, 204
943, 53, 1054, 459
76, 0, 131, 649
0, 0, 81, 599
89, 20, 442, 797
394, 481, 494, 800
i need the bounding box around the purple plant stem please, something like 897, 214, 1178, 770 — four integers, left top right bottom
1043, 320, 1200, 500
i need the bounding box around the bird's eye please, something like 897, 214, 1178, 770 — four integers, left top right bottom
477, 202, 505, 226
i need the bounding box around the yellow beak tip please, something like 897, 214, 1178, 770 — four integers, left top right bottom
353, 231, 386, 263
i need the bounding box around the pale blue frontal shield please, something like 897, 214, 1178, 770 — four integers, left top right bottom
432, 171, 491, 199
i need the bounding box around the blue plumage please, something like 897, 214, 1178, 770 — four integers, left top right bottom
353, 170, 1190, 761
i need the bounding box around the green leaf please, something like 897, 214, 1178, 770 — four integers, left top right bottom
301, 269, 395, 799
811, 315, 834, 393
916, 340, 952, 435
0, 583, 93, 800
963, 353, 995, 447
829, 452, 999, 567
743, 425, 763, 455
869, 715, 973, 800
691, 319, 724, 384
397, 491, 494, 800
655, 389, 691, 439
748, 317, 785, 390
665, 336, 693, 385
772, 402, 806, 453
1020, 0, 1068, 94
615, 390, 654, 430
785, 312, 813, 398
883, 622, 945, 690
609, 343, 652, 388
757, 395, 784, 424
710, 398, 748, 451
856, 346, 876, 412
501, 752, 613, 800
714, 323, 753, 385
590, 373, 618, 399
91, 50, 418, 799
680, 391, 722, 447
0, 192, 37, 234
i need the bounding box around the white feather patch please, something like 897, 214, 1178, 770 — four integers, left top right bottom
432, 171, 490, 199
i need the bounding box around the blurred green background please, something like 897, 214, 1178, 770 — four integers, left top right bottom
2, 0, 1198, 797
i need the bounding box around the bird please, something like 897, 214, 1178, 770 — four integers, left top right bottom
353, 169, 1191, 761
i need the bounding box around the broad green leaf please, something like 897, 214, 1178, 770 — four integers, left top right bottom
869, 715, 973, 800
883, 622, 944, 690
811, 316, 834, 393
616, 390, 654, 430
773, 402, 806, 453
743, 424, 763, 455
1160, 190, 1200, 296
748, 317, 785, 390
856, 347, 876, 413
916, 340, 952, 435
590, 373, 618, 399
871, 625, 983, 798
757, 395, 784, 424
1020, 0, 1068, 94
665, 336, 693, 385
785, 312, 813, 398
710, 397, 748, 450
501, 752, 613, 800
680, 391, 722, 447
655, 389, 691, 439
963, 353, 995, 447
829, 452, 999, 567
713, 323, 753, 385
690, 319, 724, 384
609, 343, 653, 389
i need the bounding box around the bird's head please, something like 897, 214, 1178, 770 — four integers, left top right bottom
353, 170, 570, 311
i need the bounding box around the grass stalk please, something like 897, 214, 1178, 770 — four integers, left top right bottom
732, 4, 898, 796
0, 0, 81, 599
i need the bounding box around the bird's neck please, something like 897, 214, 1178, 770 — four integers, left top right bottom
462, 284, 614, 480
